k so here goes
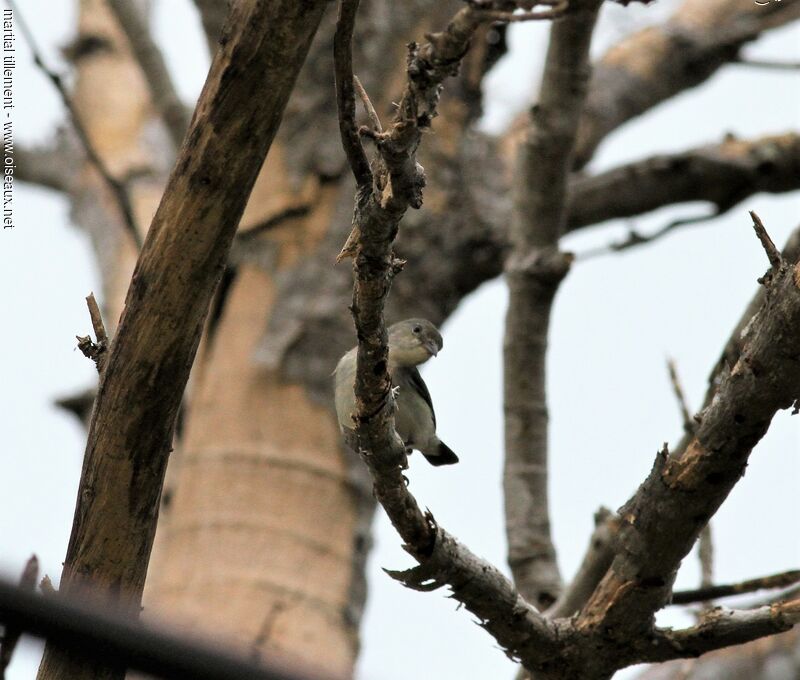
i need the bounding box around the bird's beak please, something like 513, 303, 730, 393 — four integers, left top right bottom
424, 340, 439, 357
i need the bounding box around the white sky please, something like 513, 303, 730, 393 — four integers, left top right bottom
1, 2, 798, 680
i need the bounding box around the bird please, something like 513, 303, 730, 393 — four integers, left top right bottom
334, 318, 459, 466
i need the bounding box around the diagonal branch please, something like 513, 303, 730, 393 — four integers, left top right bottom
106, 0, 191, 150
576, 217, 800, 674
36, 2, 331, 679
504, 0, 602, 610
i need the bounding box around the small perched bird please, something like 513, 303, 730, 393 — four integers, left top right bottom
334, 318, 459, 466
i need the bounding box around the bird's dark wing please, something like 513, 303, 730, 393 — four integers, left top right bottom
404, 366, 436, 428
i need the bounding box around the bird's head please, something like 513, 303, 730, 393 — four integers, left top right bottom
388, 318, 443, 367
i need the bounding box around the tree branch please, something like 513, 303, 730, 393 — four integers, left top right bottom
573, 0, 800, 168
643, 599, 800, 663
333, 0, 371, 188
106, 0, 191, 150
336, 1, 570, 673
37, 2, 331, 679
504, 0, 601, 610
76, 293, 110, 375
672, 570, 800, 606
576, 219, 800, 674
8, 0, 142, 249
566, 133, 800, 236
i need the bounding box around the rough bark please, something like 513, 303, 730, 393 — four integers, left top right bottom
37, 2, 329, 679
574, 252, 800, 676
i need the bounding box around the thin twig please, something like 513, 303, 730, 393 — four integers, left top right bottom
87, 293, 109, 374
671, 569, 800, 605
0, 556, 38, 677
333, 0, 371, 187
578, 211, 718, 261
734, 57, 800, 70
77, 293, 110, 374
666, 357, 694, 436
750, 210, 782, 272
353, 75, 382, 133
6, 0, 142, 249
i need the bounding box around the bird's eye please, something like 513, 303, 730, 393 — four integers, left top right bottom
412, 325, 421, 334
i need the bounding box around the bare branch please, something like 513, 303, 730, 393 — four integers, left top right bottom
672, 570, 800, 606
353, 75, 382, 134
87, 292, 109, 373
504, 0, 601, 610
8, 0, 142, 249
576, 237, 800, 674
337, 1, 574, 673
666, 358, 694, 436
333, 0, 371, 188
106, 0, 191, 150
734, 56, 800, 70
643, 600, 800, 663
750, 210, 782, 272
567, 132, 800, 254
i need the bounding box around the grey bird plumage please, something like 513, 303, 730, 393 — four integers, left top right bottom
334, 318, 459, 466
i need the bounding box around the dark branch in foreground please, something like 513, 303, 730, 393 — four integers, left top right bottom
8, 0, 142, 249
0, 557, 38, 678
0, 580, 337, 680
672, 570, 800, 606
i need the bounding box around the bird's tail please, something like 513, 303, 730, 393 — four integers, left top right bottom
422, 441, 459, 466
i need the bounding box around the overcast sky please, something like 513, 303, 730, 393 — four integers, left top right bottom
1, 2, 798, 679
